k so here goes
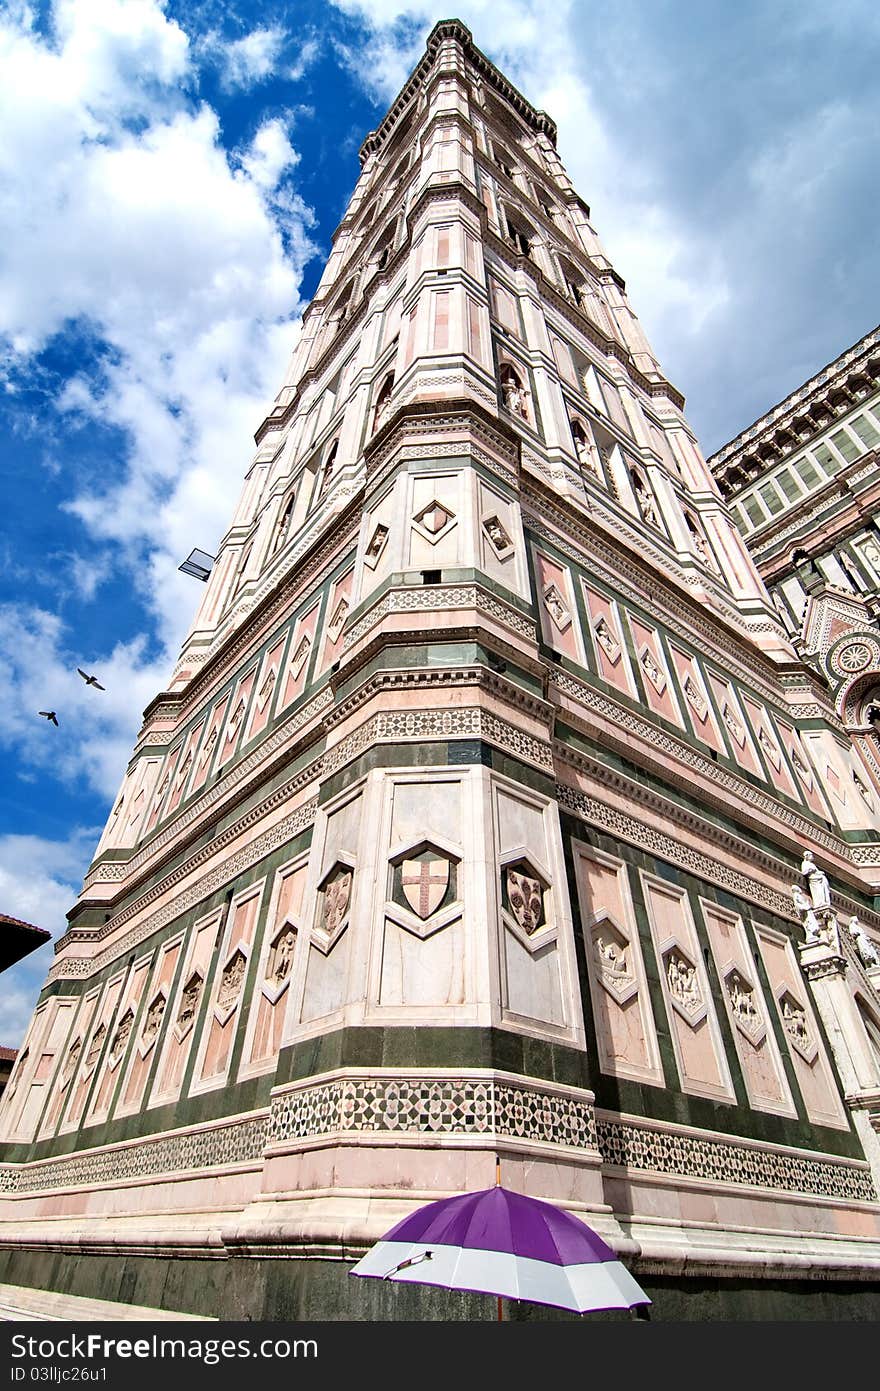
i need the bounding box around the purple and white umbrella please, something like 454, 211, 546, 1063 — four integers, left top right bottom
350, 1184, 650, 1315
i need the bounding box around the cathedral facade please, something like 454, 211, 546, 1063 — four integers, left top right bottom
2, 21, 880, 1320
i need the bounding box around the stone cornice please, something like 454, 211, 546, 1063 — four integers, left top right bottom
710, 326, 880, 483
358, 19, 557, 169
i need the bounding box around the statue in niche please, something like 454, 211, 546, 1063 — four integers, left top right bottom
850, 917, 880, 970
272, 928, 296, 983
801, 850, 831, 910
500, 365, 529, 420
631, 472, 659, 528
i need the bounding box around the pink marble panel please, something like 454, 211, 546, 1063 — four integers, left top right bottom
741, 696, 801, 801
668, 645, 725, 755
705, 674, 763, 777
151, 914, 220, 1105
194, 887, 263, 1090
628, 616, 682, 725
217, 667, 257, 768
279, 604, 320, 709
581, 584, 633, 693
118, 940, 182, 1115
244, 637, 287, 743
319, 571, 354, 672
755, 927, 848, 1129
167, 717, 206, 814
189, 696, 230, 794
88, 959, 151, 1124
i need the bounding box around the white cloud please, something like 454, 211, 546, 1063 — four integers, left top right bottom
0, 826, 99, 1046
0, 603, 167, 800
198, 24, 286, 91
0, 1, 319, 789
289, 36, 320, 82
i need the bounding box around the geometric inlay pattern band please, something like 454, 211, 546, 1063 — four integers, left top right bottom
596, 1117, 877, 1203
267, 1076, 598, 1150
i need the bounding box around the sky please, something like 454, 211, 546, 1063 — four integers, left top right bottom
0, 0, 878, 1046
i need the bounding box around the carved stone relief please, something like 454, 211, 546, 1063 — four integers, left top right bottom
682, 673, 708, 721
757, 725, 782, 771
721, 701, 746, 748
289, 633, 311, 680
542, 583, 571, 632
327, 596, 349, 644
504, 863, 546, 936
592, 615, 621, 663
141, 992, 166, 1053
589, 914, 637, 1004
216, 950, 247, 1014
175, 972, 203, 1038
84, 1023, 106, 1073
779, 990, 818, 1063
364, 522, 390, 568
482, 514, 514, 560
314, 862, 354, 953
639, 645, 666, 695
109, 1009, 134, 1066
724, 968, 765, 1046
59, 1038, 82, 1092
663, 947, 705, 1024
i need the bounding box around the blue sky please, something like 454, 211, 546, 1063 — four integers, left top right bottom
1, 0, 878, 1045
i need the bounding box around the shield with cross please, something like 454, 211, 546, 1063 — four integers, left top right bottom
401, 857, 449, 920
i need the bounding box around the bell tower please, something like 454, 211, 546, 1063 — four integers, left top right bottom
3, 20, 880, 1320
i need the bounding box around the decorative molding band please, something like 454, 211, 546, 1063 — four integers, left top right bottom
3, 1081, 872, 1205
557, 781, 794, 918
0, 1114, 269, 1196
83, 689, 333, 896
596, 1115, 876, 1203
49, 796, 319, 981
551, 669, 843, 857
522, 502, 788, 708
344, 583, 535, 650
326, 706, 554, 775
268, 1073, 599, 1151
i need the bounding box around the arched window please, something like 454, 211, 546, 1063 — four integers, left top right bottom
318, 439, 339, 497
630, 469, 660, 528
373, 372, 395, 433
558, 256, 587, 309
503, 210, 534, 260
494, 144, 516, 179
274, 493, 296, 552
499, 363, 530, 422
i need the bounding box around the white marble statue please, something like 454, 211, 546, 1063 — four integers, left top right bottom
850, 916, 880, 970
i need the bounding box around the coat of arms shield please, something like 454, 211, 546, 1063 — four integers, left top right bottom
401, 858, 449, 920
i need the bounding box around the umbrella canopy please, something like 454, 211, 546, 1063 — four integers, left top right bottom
350, 1185, 650, 1314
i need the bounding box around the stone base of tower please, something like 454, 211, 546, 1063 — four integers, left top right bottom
2, 1058, 880, 1319
0, 1250, 879, 1323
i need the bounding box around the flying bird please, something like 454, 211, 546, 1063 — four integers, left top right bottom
38, 711, 59, 726
77, 668, 105, 690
